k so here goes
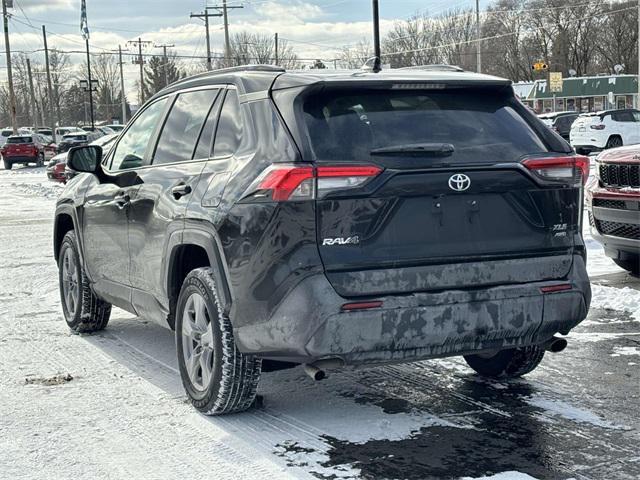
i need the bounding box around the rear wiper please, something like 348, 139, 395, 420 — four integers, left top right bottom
370, 143, 455, 156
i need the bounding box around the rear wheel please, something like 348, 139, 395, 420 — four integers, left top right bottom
176, 267, 261, 415
3, 159, 11, 170
464, 346, 545, 378
605, 135, 623, 149
36, 153, 44, 167
614, 255, 640, 275
58, 230, 111, 333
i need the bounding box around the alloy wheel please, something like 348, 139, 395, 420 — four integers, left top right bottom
61, 248, 80, 317
181, 293, 215, 391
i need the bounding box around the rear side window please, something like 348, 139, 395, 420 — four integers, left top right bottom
193, 90, 223, 159
153, 89, 219, 165
7, 136, 32, 143
611, 111, 634, 122
213, 90, 243, 158
302, 89, 548, 163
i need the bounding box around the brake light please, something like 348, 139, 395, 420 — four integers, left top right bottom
522, 155, 589, 185
250, 164, 382, 202
590, 124, 605, 130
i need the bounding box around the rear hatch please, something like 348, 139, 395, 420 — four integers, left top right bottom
3, 136, 35, 156
296, 83, 586, 297
570, 114, 600, 144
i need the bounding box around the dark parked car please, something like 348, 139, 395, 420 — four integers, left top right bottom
1, 134, 46, 169
54, 66, 591, 415
57, 132, 100, 153
586, 145, 640, 274
538, 111, 579, 141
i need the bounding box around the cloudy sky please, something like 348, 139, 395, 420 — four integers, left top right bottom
2, 0, 489, 101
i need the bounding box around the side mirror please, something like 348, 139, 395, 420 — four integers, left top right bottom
67, 145, 102, 174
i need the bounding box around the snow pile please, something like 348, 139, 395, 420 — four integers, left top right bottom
591, 285, 640, 321
526, 395, 623, 430
460, 472, 539, 480
9, 181, 63, 199
611, 346, 640, 357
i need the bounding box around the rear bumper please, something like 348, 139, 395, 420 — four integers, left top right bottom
234, 255, 591, 365
3, 155, 37, 164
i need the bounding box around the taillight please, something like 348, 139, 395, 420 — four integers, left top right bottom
522, 155, 589, 185
247, 164, 382, 202
590, 124, 605, 130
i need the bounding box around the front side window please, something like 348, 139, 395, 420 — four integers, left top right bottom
153, 89, 220, 165
213, 89, 243, 157
110, 98, 169, 170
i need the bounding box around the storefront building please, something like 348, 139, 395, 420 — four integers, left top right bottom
524, 74, 638, 113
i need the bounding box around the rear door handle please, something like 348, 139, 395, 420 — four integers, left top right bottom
114, 192, 131, 209
171, 184, 192, 200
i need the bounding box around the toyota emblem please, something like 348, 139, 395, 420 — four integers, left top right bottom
448, 173, 471, 192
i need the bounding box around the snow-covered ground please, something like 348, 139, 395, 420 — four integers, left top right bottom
1, 165, 639, 480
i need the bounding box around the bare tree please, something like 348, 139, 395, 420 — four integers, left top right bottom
221, 32, 300, 69
337, 40, 372, 69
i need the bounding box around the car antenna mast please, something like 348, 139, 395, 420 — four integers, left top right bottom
371, 0, 382, 73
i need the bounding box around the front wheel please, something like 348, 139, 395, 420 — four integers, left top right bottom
58, 230, 111, 333
176, 267, 261, 415
464, 346, 545, 379
614, 255, 639, 275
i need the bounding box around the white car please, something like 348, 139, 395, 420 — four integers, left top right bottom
570, 109, 640, 154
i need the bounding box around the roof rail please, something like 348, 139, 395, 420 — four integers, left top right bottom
398, 64, 464, 72
172, 64, 285, 86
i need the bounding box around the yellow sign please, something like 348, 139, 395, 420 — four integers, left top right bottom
549, 72, 563, 93
532, 62, 548, 71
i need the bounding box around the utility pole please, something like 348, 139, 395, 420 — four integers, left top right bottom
475, 0, 481, 73
190, 11, 220, 70
127, 38, 152, 104
26, 58, 43, 130
371, 0, 381, 73
2, 0, 18, 134
207, 2, 242, 67
274, 32, 278, 66
155, 43, 175, 88
42, 25, 58, 141
637, 0, 639, 108
84, 36, 96, 129
118, 45, 127, 123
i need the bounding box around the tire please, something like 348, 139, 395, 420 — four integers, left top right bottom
36, 153, 44, 167
3, 159, 11, 170
58, 230, 111, 333
464, 346, 545, 379
613, 255, 640, 275
176, 267, 261, 415
605, 135, 623, 149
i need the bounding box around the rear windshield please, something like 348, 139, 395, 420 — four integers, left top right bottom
63, 135, 87, 141
1, 130, 12, 137
7, 136, 32, 144
302, 89, 548, 163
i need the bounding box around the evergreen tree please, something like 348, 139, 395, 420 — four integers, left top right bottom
143, 53, 183, 100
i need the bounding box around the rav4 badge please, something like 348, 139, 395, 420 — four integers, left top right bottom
322, 236, 360, 246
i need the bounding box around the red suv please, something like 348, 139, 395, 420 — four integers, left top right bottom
586, 145, 640, 274
1, 134, 46, 169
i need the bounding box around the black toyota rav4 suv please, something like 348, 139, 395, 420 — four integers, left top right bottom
55, 65, 591, 415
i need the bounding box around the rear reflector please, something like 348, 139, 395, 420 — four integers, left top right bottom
540, 284, 572, 293
341, 301, 383, 311
251, 164, 382, 202
523, 155, 590, 185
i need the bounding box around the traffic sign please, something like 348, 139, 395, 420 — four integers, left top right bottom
549, 72, 563, 93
